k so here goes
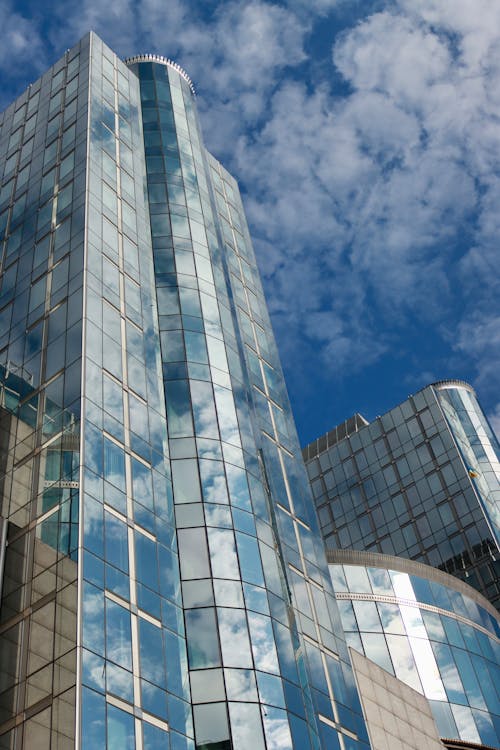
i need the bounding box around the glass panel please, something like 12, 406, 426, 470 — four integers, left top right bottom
247, 612, 279, 673
105, 598, 132, 671
256, 671, 286, 708
171, 459, 202, 503
217, 608, 253, 668
178, 528, 210, 580
389, 571, 416, 601
185, 608, 220, 668
193, 702, 230, 746
377, 602, 405, 634
361, 633, 394, 674
207, 528, 239, 580
225, 668, 258, 701
228, 702, 266, 749
399, 604, 426, 638
139, 618, 166, 688
451, 704, 481, 744
409, 636, 447, 700
386, 634, 422, 693
262, 706, 293, 750
352, 600, 381, 632
367, 567, 394, 595
343, 565, 372, 593
106, 704, 135, 750
143, 722, 170, 750
431, 641, 466, 704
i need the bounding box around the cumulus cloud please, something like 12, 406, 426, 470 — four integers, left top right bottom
455, 313, 500, 399
0, 1, 46, 107
220, 0, 500, 411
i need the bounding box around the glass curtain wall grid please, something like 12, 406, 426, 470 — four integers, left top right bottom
0, 32, 370, 750
328, 550, 500, 749
304, 381, 500, 610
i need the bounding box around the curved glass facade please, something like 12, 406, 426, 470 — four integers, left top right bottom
124, 54, 369, 750
329, 550, 500, 748
435, 382, 500, 550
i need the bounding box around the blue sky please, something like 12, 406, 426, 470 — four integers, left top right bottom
2, 0, 499, 445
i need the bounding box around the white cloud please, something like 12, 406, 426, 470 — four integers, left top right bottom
220, 0, 500, 400
0, 0, 46, 104
455, 313, 500, 397
333, 12, 451, 106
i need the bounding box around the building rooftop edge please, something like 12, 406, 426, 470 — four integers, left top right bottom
302, 412, 369, 458
431, 378, 475, 394
302, 379, 476, 458
326, 547, 499, 621
125, 54, 196, 95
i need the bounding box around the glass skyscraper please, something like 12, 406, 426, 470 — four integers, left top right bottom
0, 33, 370, 750
304, 380, 500, 610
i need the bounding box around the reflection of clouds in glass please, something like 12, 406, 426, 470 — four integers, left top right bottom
106, 661, 133, 702
262, 706, 293, 750
197, 438, 223, 460
229, 702, 266, 749
343, 564, 372, 594
361, 633, 394, 675
83, 648, 105, 692
148, 412, 167, 456
141, 680, 168, 721
205, 503, 232, 528
421, 610, 446, 641
367, 566, 393, 595
225, 669, 258, 701
191, 381, 219, 439
390, 571, 416, 601
185, 608, 220, 669
82, 583, 105, 655
409, 636, 447, 701
107, 703, 135, 749
400, 604, 426, 639
131, 458, 154, 511
222, 442, 245, 469
218, 608, 253, 668
105, 599, 132, 671
353, 600, 380, 632
83, 494, 103, 542
236, 533, 265, 587
200, 459, 229, 504
386, 634, 422, 693
329, 565, 347, 593
248, 612, 279, 674
451, 704, 481, 745
208, 528, 239, 580
226, 463, 251, 510
103, 374, 122, 416
206, 336, 228, 372
432, 642, 464, 702
256, 671, 286, 708
214, 385, 241, 447
377, 602, 406, 634
214, 579, 244, 607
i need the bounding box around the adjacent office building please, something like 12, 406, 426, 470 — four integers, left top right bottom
329, 549, 500, 749
304, 381, 500, 610
0, 33, 371, 750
